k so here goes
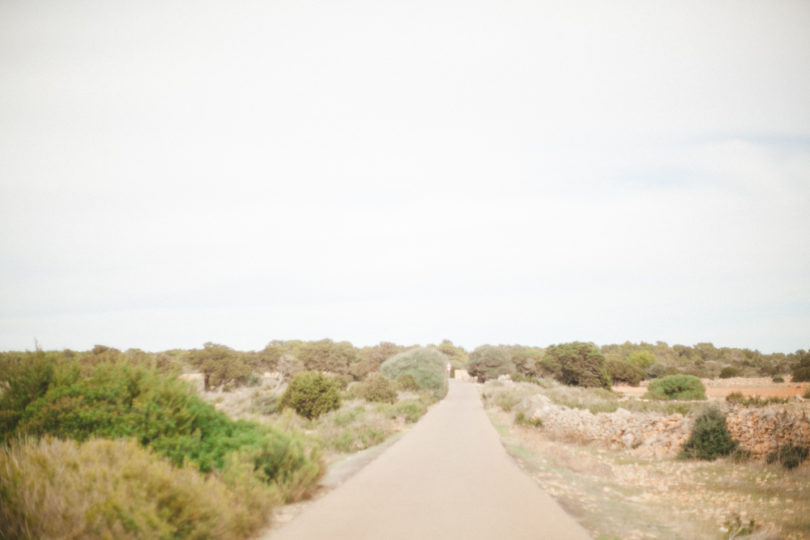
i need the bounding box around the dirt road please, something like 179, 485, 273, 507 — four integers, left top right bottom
267, 380, 591, 540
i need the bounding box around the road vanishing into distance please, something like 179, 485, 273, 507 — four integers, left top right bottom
268, 380, 591, 540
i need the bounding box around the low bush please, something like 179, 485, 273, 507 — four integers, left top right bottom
187, 342, 254, 391
544, 342, 611, 389
790, 350, 810, 382
515, 411, 543, 428
0, 437, 275, 540
719, 366, 740, 379
805, 387, 810, 399
645, 374, 706, 400
772, 375, 785, 383
396, 373, 420, 392
605, 360, 645, 386
725, 392, 788, 407
392, 399, 428, 423
0, 360, 325, 499
645, 363, 680, 379
280, 371, 341, 419
467, 345, 515, 382
680, 407, 738, 460
355, 373, 397, 404
625, 350, 656, 370
766, 444, 809, 470
381, 347, 448, 399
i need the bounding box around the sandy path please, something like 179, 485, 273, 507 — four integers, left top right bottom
266, 380, 590, 540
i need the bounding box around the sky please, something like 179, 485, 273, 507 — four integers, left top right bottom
1, 0, 809, 354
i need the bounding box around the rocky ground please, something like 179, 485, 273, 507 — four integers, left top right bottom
483, 380, 810, 539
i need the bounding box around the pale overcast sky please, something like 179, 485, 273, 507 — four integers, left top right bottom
2, 0, 809, 353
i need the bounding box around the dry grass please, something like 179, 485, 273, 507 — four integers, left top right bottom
0, 437, 276, 540
487, 404, 810, 539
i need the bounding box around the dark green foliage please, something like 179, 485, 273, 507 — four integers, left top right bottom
645, 374, 706, 400
766, 444, 809, 470
280, 371, 341, 419
680, 407, 738, 460
0, 359, 322, 488
791, 350, 810, 382
0, 352, 55, 440
544, 342, 611, 389
719, 366, 740, 379
467, 345, 515, 383
380, 347, 449, 399
772, 375, 785, 383
605, 360, 645, 386
356, 373, 397, 404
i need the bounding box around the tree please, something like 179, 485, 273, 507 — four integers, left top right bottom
544, 342, 610, 389
467, 345, 515, 383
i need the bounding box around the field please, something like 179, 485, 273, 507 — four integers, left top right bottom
614, 377, 809, 399
483, 378, 810, 539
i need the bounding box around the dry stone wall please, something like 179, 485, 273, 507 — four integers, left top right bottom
514, 394, 810, 459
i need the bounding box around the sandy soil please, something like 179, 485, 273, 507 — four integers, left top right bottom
265, 380, 590, 540
614, 377, 809, 398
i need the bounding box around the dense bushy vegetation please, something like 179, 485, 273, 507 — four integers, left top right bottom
467, 345, 515, 382
355, 372, 397, 404
791, 350, 810, 382
279, 371, 341, 419
0, 437, 274, 539
601, 341, 798, 379
380, 347, 449, 398
435, 339, 469, 368
767, 444, 809, 470
544, 342, 611, 389
680, 407, 738, 460
0, 354, 325, 538
605, 359, 645, 386
645, 374, 706, 400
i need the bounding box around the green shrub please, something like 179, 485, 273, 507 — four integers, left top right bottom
680, 407, 738, 460
380, 347, 448, 399
772, 375, 785, 383
791, 350, 810, 382
719, 366, 740, 379
544, 342, 611, 389
1, 360, 324, 500
0, 352, 55, 440
393, 400, 428, 423
766, 444, 809, 470
467, 345, 515, 383
725, 392, 788, 407
645, 374, 706, 400
396, 373, 420, 391
355, 373, 397, 404
625, 350, 656, 370
0, 437, 275, 540
605, 360, 645, 386
515, 411, 543, 428
280, 371, 341, 419
188, 343, 253, 390
804, 387, 810, 399
297, 339, 359, 377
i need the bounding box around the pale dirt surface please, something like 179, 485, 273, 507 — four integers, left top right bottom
264, 380, 591, 540
614, 377, 809, 398
489, 406, 810, 539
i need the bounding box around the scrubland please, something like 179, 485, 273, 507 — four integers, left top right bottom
483, 378, 810, 539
